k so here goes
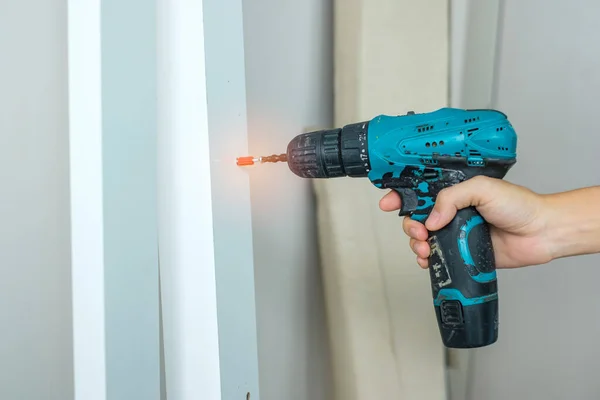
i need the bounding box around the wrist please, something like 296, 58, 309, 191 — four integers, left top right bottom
542, 187, 600, 261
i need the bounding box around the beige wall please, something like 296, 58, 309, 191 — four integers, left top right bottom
315, 1, 449, 399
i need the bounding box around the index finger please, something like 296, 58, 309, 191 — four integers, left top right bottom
379, 190, 401, 211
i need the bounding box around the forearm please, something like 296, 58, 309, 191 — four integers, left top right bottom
543, 186, 600, 260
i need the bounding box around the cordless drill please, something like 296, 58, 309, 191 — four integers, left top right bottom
237, 107, 517, 348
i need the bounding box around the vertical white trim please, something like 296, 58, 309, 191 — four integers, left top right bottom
68, 1, 161, 398
202, 0, 260, 397
67, 1, 106, 398
157, 0, 261, 399
156, 0, 222, 398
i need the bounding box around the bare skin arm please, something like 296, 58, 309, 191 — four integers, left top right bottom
379, 176, 600, 269
543, 186, 600, 261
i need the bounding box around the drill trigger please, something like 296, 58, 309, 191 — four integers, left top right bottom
394, 188, 418, 217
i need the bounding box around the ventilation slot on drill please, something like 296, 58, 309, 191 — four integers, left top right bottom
417, 125, 434, 133
420, 158, 438, 165
469, 150, 482, 156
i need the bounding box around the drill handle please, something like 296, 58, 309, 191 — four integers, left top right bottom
427, 206, 499, 348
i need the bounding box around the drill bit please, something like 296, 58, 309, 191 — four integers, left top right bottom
236, 154, 287, 166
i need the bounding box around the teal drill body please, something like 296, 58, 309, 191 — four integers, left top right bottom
285, 107, 518, 348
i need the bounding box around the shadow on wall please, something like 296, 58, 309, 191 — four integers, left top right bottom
242, 0, 335, 399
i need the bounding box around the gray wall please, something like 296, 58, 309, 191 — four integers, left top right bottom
0, 1, 73, 399
241, 0, 333, 399
468, 1, 600, 399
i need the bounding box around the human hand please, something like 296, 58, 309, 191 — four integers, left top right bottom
379, 176, 553, 269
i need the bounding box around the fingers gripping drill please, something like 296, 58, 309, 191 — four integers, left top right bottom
238, 108, 518, 348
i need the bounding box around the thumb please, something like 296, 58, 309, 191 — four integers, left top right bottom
425, 176, 493, 231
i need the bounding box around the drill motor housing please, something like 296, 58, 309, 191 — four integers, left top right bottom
286, 108, 517, 348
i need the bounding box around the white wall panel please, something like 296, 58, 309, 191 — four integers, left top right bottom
157, 0, 260, 399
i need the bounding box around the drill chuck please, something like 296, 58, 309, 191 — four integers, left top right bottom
286, 123, 372, 179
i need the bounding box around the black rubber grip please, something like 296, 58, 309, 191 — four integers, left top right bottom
427, 206, 498, 348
